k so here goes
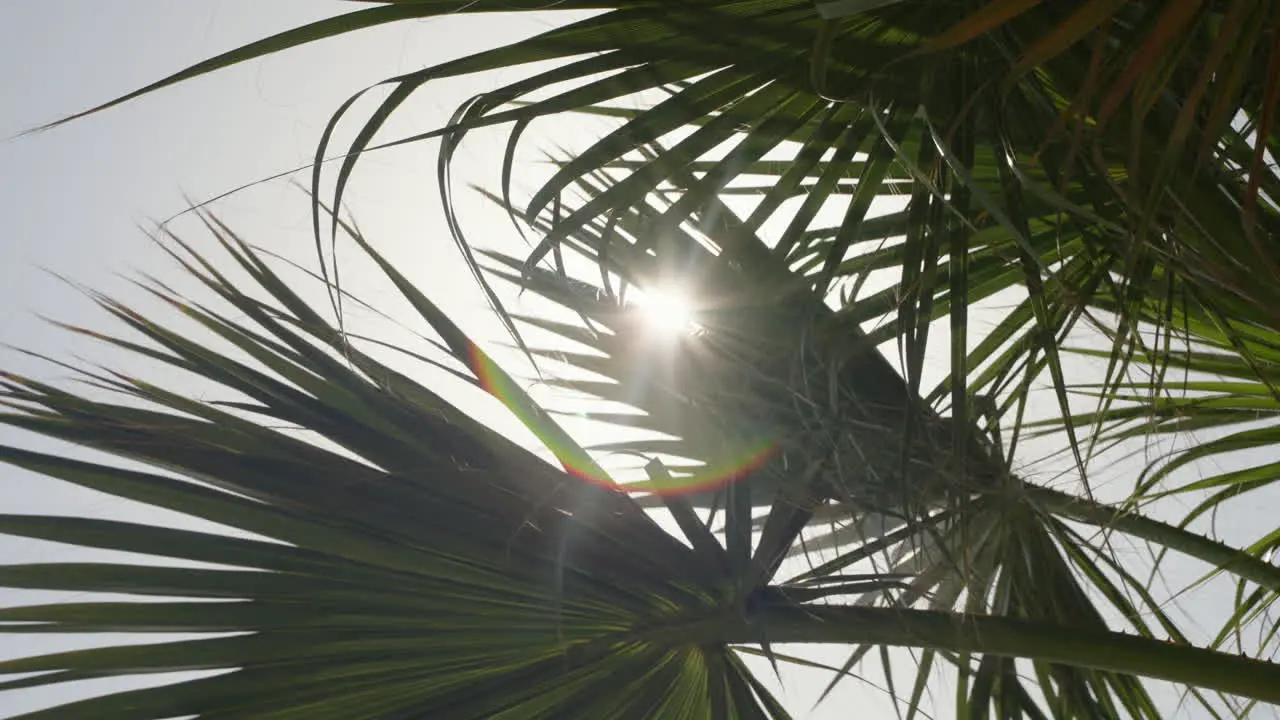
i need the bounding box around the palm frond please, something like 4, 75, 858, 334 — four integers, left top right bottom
465, 176, 1280, 717
0, 215, 795, 719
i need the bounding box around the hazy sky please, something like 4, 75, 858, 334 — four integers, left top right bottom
0, 3, 1275, 719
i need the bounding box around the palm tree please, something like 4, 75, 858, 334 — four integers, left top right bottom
6, 1, 1279, 717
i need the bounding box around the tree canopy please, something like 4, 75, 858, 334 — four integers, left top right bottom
3, 2, 1279, 717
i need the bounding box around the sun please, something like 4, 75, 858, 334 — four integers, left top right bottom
633, 287, 696, 336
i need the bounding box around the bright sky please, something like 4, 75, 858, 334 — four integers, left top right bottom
0, 3, 1276, 719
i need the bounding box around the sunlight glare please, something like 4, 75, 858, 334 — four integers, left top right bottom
634, 287, 696, 336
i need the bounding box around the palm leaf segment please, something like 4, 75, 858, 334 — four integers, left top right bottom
1041, 291, 1280, 663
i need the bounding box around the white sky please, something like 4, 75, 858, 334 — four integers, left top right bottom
0, 3, 1276, 719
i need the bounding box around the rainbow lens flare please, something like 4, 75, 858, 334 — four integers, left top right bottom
468, 341, 777, 498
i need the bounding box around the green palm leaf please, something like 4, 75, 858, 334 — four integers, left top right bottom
0, 217, 791, 719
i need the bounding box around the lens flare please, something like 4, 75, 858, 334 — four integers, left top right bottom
467, 339, 776, 498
